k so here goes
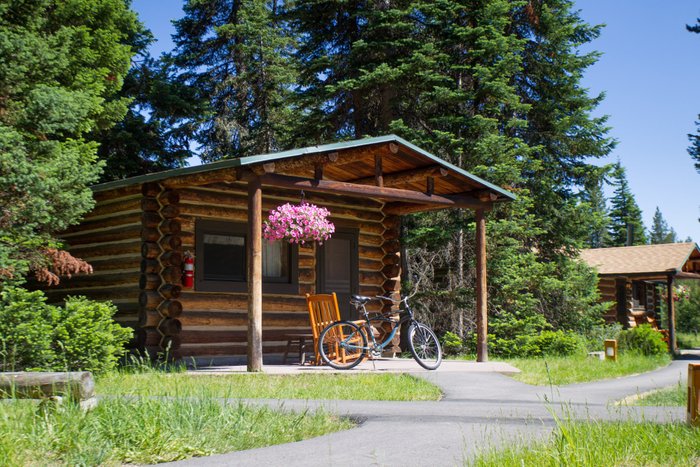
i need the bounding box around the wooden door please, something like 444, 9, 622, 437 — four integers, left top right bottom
317, 229, 359, 320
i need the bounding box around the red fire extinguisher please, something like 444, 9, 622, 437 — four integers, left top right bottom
183, 251, 194, 288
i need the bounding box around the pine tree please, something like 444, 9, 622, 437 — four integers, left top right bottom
95, 54, 203, 181
607, 163, 647, 246
581, 170, 611, 248
171, 0, 296, 162
649, 207, 677, 244
0, 0, 145, 283
512, 0, 616, 256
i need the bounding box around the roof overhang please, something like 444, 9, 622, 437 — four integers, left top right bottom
92, 135, 515, 213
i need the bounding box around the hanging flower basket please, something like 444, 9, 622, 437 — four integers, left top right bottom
263, 201, 335, 244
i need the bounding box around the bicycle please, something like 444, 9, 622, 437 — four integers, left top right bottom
317, 293, 442, 370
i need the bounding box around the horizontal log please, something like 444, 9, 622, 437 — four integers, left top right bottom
141, 258, 159, 274
162, 170, 237, 190
178, 292, 307, 312
359, 245, 384, 261
179, 205, 248, 222
93, 185, 141, 202
178, 329, 312, 345
82, 198, 140, 220
139, 274, 161, 291
351, 165, 449, 187
160, 219, 182, 235
158, 318, 182, 336
64, 212, 141, 235
142, 242, 161, 259
160, 335, 182, 351
382, 215, 400, 230
63, 224, 141, 246
69, 240, 142, 259
44, 285, 138, 302
159, 235, 182, 251
157, 300, 183, 318
382, 254, 400, 266
158, 284, 182, 300
158, 190, 180, 206
141, 197, 160, 212
0, 372, 94, 400
382, 264, 401, 278
160, 204, 180, 219
359, 272, 386, 286
382, 240, 400, 255
360, 258, 383, 272
161, 266, 182, 285
140, 310, 163, 328
359, 233, 383, 247
139, 291, 162, 309
141, 227, 160, 242
85, 256, 140, 274
159, 250, 182, 267
52, 271, 139, 290
142, 212, 162, 229
383, 279, 400, 293
142, 182, 162, 197
178, 311, 308, 328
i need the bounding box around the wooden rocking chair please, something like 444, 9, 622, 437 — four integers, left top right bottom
282, 293, 342, 365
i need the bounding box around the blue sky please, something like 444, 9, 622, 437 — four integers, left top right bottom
132, 0, 700, 241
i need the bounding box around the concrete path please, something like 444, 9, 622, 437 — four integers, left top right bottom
163, 358, 698, 467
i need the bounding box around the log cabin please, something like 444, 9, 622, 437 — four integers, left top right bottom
50, 135, 515, 368
580, 242, 700, 352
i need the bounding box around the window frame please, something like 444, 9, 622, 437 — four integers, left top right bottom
194, 219, 299, 294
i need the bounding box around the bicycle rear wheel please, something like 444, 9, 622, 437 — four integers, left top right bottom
318, 321, 367, 370
407, 322, 442, 370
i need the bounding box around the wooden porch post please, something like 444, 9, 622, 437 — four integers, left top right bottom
247, 177, 263, 372
666, 275, 677, 355
475, 208, 488, 362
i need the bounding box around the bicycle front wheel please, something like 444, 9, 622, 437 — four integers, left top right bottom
318, 321, 367, 370
408, 322, 442, 370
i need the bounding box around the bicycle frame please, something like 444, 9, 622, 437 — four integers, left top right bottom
353, 298, 416, 353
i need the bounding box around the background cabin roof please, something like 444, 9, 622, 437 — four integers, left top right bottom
92, 135, 515, 202
580, 242, 700, 276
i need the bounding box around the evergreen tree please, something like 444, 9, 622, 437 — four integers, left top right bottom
607, 163, 647, 246
512, 0, 616, 256
649, 207, 677, 244
0, 0, 145, 283
171, 0, 296, 162
95, 55, 202, 181
581, 169, 611, 248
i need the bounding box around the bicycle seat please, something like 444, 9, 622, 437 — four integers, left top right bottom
350, 295, 373, 305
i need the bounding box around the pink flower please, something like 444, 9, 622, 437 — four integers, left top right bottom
263, 201, 335, 244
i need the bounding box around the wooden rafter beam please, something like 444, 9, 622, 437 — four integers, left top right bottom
383, 197, 492, 215
350, 165, 449, 187
254, 173, 490, 209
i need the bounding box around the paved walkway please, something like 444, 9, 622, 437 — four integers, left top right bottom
164, 358, 698, 467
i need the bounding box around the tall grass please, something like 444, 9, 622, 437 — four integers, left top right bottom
97, 372, 442, 401
635, 383, 685, 406
472, 419, 700, 466
0, 397, 351, 465
505, 353, 671, 386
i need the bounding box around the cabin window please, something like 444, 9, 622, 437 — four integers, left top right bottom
195, 220, 298, 293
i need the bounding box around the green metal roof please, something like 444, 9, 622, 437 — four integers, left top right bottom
93, 134, 516, 200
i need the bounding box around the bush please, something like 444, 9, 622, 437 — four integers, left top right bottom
0, 288, 56, 370
582, 323, 623, 351
440, 331, 464, 356
618, 324, 668, 356
677, 281, 700, 333
0, 287, 131, 373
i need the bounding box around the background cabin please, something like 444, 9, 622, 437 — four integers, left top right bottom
580, 242, 700, 352
48, 135, 514, 365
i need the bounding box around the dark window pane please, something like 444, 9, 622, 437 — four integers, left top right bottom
202, 233, 245, 281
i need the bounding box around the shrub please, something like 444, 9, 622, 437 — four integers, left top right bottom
53, 296, 132, 373
618, 324, 668, 356
582, 323, 623, 351
0, 287, 56, 371
677, 280, 700, 333
440, 331, 464, 356
0, 287, 131, 372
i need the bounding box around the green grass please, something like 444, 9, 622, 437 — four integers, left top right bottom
677, 332, 700, 349
0, 397, 351, 466
504, 353, 671, 386
635, 383, 685, 406
473, 419, 700, 466
97, 372, 442, 401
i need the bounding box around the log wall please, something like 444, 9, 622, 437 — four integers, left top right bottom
51, 185, 143, 340
176, 183, 400, 358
